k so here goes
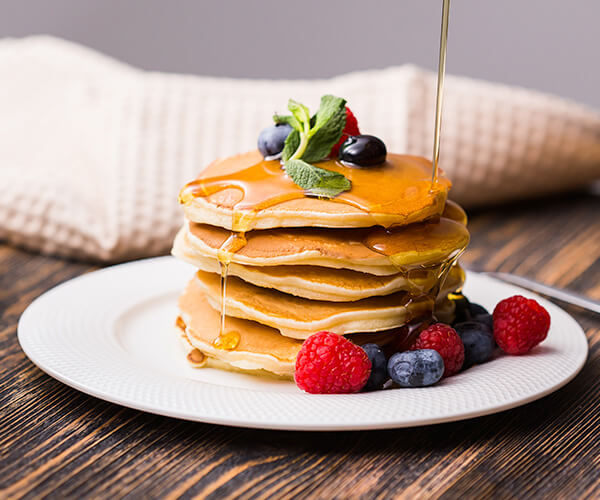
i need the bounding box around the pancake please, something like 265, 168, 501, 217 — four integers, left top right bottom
193, 269, 466, 339
173, 228, 463, 301
179, 151, 451, 231
443, 200, 468, 226
181, 216, 469, 276
177, 279, 434, 378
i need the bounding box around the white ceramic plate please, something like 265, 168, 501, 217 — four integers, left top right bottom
18, 257, 588, 431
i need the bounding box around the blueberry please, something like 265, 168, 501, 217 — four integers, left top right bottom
469, 303, 489, 317
361, 343, 388, 391
257, 123, 292, 159
452, 295, 472, 325
454, 321, 495, 367
339, 135, 387, 167
466, 302, 493, 331
474, 312, 493, 331
387, 349, 444, 388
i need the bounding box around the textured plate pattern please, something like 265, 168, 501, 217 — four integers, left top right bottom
17, 257, 588, 431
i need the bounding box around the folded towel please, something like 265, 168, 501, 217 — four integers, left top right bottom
1, 36, 599, 261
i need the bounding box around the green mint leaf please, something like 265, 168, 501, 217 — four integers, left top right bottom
284, 159, 351, 198
274, 114, 301, 131
276, 94, 348, 163
281, 129, 300, 162
310, 95, 347, 134
287, 99, 311, 130
302, 95, 347, 163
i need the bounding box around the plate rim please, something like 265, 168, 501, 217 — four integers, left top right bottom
17, 256, 589, 431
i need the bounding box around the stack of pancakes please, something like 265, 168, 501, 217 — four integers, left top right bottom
172, 150, 469, 378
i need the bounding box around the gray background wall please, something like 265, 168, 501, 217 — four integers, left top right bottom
3, 0, 599, 109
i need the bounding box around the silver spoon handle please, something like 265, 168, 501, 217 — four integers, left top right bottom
483, 272, 600, 315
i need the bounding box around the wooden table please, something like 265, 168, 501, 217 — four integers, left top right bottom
1, 192, 599, 499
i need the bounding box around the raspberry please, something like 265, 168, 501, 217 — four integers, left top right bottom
493, 295, 550, 355
330, 107, 360, 157
295, 331, 371, 394
411, 323, 464, 377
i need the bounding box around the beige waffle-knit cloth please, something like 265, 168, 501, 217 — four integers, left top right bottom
1, 36, 599, 262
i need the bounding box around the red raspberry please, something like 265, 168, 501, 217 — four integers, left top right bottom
411, 323, 464, 377
295, 331, 371, 394
493, 295, 550, 355
330, 107, 360, 157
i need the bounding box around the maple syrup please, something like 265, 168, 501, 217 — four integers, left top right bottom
363, 217, 468, 267
176, 316, 210, 366
395, 0, 454, 296
217, 232, 247, 261
363, 214, 466, 312
431, 0, 450, 186
175, 316, 186, 331
380, 315, 436, 357
179, 154, 450, 231
187, 348, 207, 367
213, 330, 241, 350
212, 232, 246, 350
212, 262, 241, 351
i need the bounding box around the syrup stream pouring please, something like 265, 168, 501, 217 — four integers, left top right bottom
431, 0, 450, 187
429, 0, 599, 316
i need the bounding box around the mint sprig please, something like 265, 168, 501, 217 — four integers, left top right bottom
275, 95, 351, 198
274, 114, 301, 131
281, 130, 300, 161
284, 159, 351, 199
302, 95, 347, 163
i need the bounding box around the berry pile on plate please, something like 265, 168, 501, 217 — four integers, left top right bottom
294, 294, 551, 394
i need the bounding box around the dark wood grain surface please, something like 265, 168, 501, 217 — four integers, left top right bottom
1, 192, 599, 499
